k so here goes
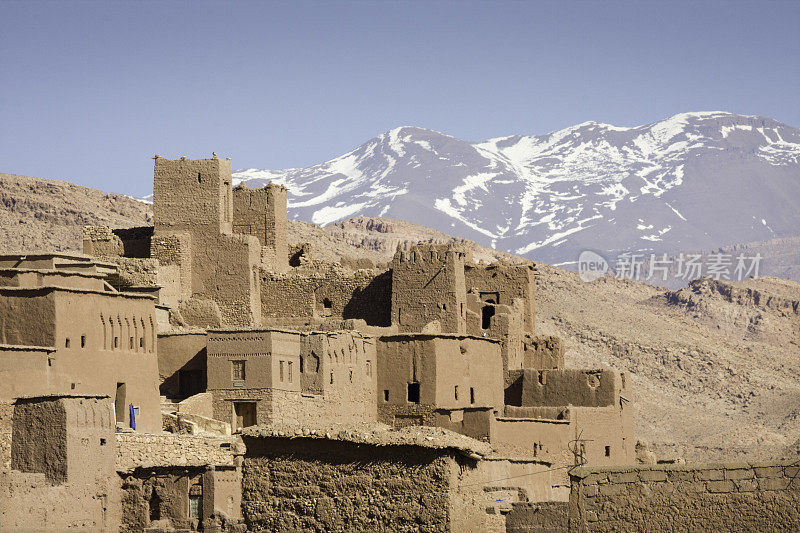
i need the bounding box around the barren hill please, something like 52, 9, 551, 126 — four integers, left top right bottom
2, 172, 799, 462
0, 173, 152, 252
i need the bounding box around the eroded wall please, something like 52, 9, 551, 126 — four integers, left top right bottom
569, 462, 800, 531
390, 245, 469, 334
241, 436, 458, 531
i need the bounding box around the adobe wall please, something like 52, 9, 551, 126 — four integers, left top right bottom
0, 402, 9, 469
505, 502, 569, 533
0, 345, 54, 400
377, 336, 504, 412
0, 470, 118, 531
157, 331, 207, 399
207, 329, 376, 429
115, 433, 238, 472
1, 395, 119, 531
0, 290, 56, 346
240, 436, 462, 531
464, 262, 536, 334
232, 183, 289, 273
569, 462, 800, 532
51, 290, 162, 432
153, 157, 233, 235
151, 157, 262, 326
12, 396, 115, 485
260, 269, 391, 326
83, 225, 153, 259
523, 335, 565, 369
391, 244, 468, 334
511, 369, 629, 408
119, 465, 243, 532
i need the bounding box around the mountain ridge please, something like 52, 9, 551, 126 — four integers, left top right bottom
233, 111, 800, 268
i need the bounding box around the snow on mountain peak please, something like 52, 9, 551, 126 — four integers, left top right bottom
232, 112, 800, 265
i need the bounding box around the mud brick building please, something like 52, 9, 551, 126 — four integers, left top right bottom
0, 253, 161, 432
206, 328, 376, 431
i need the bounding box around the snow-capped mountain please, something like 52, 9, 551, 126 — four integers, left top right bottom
233, 112, 800, 265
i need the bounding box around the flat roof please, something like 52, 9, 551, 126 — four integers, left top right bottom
0, 343, 57, 353
0, 285, 156, 300
378, 332, 502, 344
208, 327, 372, 338
241, 422, 492, 458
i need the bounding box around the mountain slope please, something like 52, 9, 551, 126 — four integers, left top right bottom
235, 112, 800, 266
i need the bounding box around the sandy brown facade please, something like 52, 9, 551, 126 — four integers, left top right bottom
206, 328, 376, 431
0, 254, 161, 432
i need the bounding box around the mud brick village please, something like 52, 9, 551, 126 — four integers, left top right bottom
1, 154, 799, 532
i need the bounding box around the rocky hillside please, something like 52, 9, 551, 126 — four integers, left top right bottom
0, 173, 152, 252
2, 172, 799, 462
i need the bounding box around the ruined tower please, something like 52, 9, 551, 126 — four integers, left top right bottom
390, 244, 469, 334
150, 156, 261, 326
233, 182, 289, 273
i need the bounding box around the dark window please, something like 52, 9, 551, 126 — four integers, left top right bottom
288, 361, 293, 382
384, 389, 390, 402
80, 335, 86, 348
299, 356, 304, 374
115, 383, 126, 424
454, 385, 459, 400
349, 369, 353, 383
330, 372, 334, 384
481, 305, 495, 329
65, 338, 70, 348
232, 360, 245, 381
323, 298, 332, 309
605, 445, 611, 457
197, 172, 202, 183
470, 387, 475, 404
407, 382, 420, 404
100, 438, 106, 446
129, 337, 134, 349
538, 371, 546, 385
149, 491, 161, 522
114, 337, 119, 348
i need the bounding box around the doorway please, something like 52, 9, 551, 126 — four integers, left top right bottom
115, 383, 126, 426
233, 402, 257, 432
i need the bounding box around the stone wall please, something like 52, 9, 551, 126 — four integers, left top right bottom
569, 461, 800, 531
115, 433, 237, 472
233, 183, 289, 273
391, 244, 469, 334
260, 269, 391, 326
241, 436, 458, 531
464, 262, 536, 334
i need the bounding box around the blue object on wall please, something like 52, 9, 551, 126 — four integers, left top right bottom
129, 403, 136, 430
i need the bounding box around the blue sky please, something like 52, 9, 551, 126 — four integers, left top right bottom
1, 0, 798, 196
